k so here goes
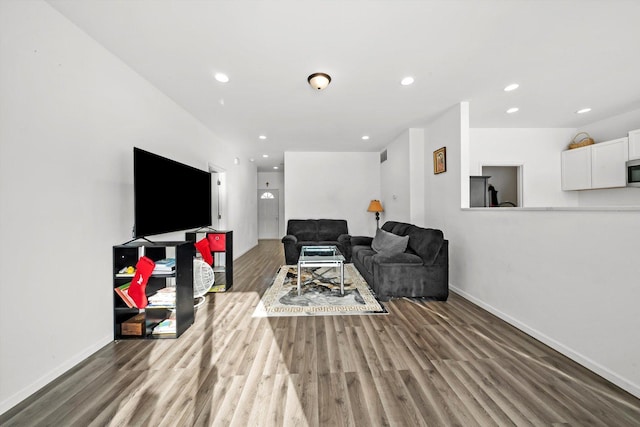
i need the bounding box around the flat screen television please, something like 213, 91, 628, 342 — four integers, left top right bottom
133, 147, 212, 238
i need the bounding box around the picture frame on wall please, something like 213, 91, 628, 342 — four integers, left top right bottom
433, 147, 446, 174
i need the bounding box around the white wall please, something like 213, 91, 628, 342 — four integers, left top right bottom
0, 1, 257, 414
469, 128, 578, 207
409, 128, 426, 226
581, 107, 640, 142
284, 152, 380, 236
381, 131, 411, 223
257, 171, 285, 237
420, 103, 640, 398
380, 128, 427, 227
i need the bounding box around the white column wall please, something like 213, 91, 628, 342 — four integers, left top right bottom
422, 103, 640, 398
381, 131, 411, 224
380, 128, 427, 227
409, 128, 426, 226
0, 1, 257, 413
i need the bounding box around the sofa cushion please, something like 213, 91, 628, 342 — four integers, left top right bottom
353, 246, 376, 264
288, 220, 319, 241
382, 221, 412, 236
372, 228, 409, 255
318, 219, 348, 241
363, 252, 376, 272
372, 252, 423, 264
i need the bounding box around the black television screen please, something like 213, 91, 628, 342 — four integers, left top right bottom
134, 147, 212, 238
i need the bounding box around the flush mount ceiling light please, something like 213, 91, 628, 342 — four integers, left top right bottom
307, 72, 331, 90
362, 135, 370, 140
273, 166, 279, 170
576, 108, 592, 114
400, 76, 415, 86
506, 107, 519, 114
214, 72, 229, 83
259, 135, 267, 140
504, 83, 519, 92
262, 154, 269, 158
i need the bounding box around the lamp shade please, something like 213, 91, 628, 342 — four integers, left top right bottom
308, 72, 331, 90
367, 199, 384, 212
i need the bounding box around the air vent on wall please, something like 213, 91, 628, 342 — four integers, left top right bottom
380, 149, 388, 163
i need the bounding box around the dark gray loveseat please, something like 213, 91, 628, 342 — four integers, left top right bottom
282, 219, 352, 265
351, 221, 448, 301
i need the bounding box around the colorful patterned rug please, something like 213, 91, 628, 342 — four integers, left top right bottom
252, 264, 387, 317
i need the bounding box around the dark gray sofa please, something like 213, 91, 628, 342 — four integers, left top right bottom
282, 219, 352, 265
351, 221, 448, 301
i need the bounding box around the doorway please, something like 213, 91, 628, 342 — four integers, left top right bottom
208, 163, 227, 229
258, 189, 279, 239
210, 171, 220, 229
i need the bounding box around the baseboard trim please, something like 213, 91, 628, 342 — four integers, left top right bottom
450, 284, 640, 399
0, 334, 112, 416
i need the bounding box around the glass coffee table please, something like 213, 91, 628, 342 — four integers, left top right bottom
297, 245, 345, 296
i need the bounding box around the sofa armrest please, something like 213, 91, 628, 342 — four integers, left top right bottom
281, 234, 298, 244
337, 234, 351, 246
337, 233, 352, 262
282, 234, 300, 265
351, 236, 373, 246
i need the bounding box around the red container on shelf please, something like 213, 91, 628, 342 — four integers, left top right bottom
207, 233, 226, 252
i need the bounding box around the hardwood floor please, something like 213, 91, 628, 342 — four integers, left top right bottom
3, 239, 640, 426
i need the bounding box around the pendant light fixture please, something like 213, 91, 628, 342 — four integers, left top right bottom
307, 72, 331, 90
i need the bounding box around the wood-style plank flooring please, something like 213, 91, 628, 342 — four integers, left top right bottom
2, 239, 640, 426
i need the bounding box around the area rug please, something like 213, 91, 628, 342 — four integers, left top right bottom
253, 264, 387, 317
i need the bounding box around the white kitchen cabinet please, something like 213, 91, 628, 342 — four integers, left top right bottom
561, 145, 591, 190
561, 137, 628, 190
628, 129, 640, 160
591, 137, 628, 188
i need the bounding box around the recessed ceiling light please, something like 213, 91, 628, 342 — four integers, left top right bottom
504, 83, 519, 92
214, 72, 229, 83
259, 135, 267, 140
249, 158, 255, 162
273, 166, 279, 170
400, 76, 414, 86
262, 154, 269, 158
362, 135, 370, 140
506, 107, 519, 114
576, 108, 592, 114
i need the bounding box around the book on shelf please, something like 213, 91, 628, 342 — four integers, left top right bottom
115, 272, 135, 278
152, 317, 176, 334
152, 258, 176, 273
114, 282, 137, 308
147, 287, 176, 307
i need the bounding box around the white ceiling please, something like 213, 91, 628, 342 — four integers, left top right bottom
48, 0, 640, 171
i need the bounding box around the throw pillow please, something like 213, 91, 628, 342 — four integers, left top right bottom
371, 228, 409, 255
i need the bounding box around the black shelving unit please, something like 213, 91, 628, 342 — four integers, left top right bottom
185, 229, 233, 292
112, 241, 194, 339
